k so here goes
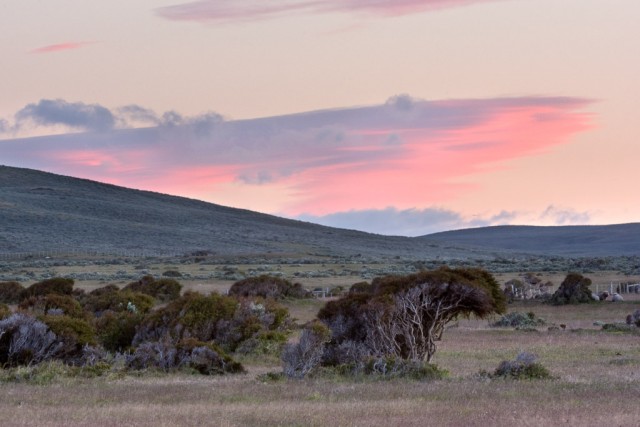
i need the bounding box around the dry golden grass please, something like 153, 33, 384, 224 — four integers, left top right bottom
2, 297, 640, 426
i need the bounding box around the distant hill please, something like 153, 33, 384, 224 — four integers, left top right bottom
0, 165, 480, 260
422, 224, 640, 257
2, 165, 637, 260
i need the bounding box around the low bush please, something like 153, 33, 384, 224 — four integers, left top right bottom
127, 337, 244, 375
123, 276, 182, 303
491, 311, 546, 329
491, 352, 553, 380
39, 315, 97, 363
95, 311, 144, 352
0, 281, 24, 304
549, 273, 594, 305
81, 288, 154, 315
132, 291, 238, 345
229, 275, 310, 299
19, 294, 86, 319
20, 278, 74, 300
282, 321, 331, 379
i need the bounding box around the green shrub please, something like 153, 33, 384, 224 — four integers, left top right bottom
20, 278, 74, 300
95, 311, 144, 352
229, 275, 310, 299
0, 281, 24, 304
491, 311, 546, 329
349, 281, 372, 294
360, 357, 448, 380
123, 276, 182, 303
133, 291, 238, 345
492, 352, 553, 380
162, 270, 182, 278
81, 288, 154, 315
19, 294, 86, 319
40, 315, 96, 362
0, 303, 11, 319
549, 273, 594, 305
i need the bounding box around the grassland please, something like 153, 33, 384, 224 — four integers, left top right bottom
2, 279, 640, 426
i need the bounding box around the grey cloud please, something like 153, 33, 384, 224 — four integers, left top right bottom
297, 207, 466, 236
16, 99, 116, 132
540, 205, 590, 225
117, 105, 161, 126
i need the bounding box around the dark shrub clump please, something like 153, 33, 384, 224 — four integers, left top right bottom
20, 278, 74, 300
491, 311, 546, 329
95, 311, 144, 352
19, 294, 86, 319
491, 352, 553, 380
123, 276, 182, 303
549, 273, 594, 305
0, 281, 24, 304
127, 337, 244, 375
229, 275, 310, 299
81, 287, 154, 316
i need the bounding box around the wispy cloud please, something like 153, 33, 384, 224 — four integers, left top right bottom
30, 41, 95, 54
156, 0, 506, 24
0, 95, 593, 223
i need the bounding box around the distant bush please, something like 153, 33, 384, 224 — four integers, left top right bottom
229, 275, 310, 299
162, 270, 182, 278
491, 312, 546, 329
349, 281, 372, 294
19, 294, 85, 319
492, 352, 553, 380
0, 281, 24, 304
549, 273, 594, 305
81, 288, 154, 315
123, 276, 182, 302
20, 278, 74, 300
359, 357, 448, 380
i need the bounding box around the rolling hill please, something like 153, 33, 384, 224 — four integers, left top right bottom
0, 165, 482, 260
1, 165, 638, 260
422, 224, 640, 257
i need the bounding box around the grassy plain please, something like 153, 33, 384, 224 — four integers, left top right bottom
2, 286, 640, 426
3, 260, 640, 426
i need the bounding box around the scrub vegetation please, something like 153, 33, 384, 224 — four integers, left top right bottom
1, 259, 640, 426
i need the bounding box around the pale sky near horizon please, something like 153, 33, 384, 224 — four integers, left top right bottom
1, 0, 638, 236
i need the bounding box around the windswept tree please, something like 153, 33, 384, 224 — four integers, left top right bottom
319, 267, 506, 364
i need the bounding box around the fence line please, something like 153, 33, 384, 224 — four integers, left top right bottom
594, 283, 640, 295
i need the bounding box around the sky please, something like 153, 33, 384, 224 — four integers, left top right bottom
1, 0, 639, 236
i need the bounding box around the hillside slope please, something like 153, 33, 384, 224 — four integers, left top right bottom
0, 165, 482, 260
422, 224, 640, 257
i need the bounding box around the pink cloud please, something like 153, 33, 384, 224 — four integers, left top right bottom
30, 42, 94, 54
156, 0, 506, 23
0, 96, 593, 218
